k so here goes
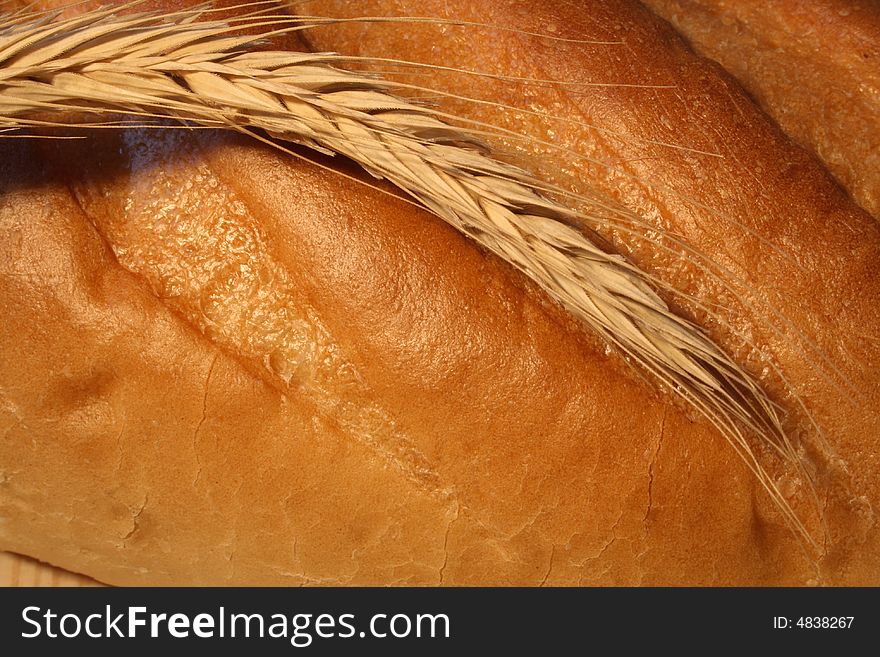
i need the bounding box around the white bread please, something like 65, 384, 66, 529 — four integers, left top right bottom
0, 0, 878, 584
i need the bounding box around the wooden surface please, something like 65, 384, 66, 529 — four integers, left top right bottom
0, 551, 100, 587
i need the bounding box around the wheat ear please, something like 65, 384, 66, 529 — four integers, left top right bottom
0, 4, 817, 544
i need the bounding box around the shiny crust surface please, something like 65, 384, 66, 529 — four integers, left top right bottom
0, 0, 878, 584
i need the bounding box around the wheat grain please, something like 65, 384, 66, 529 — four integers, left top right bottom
0, 3, 817, 544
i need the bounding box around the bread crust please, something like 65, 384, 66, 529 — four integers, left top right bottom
642, 0, 880, 220
0, 0, 878, 584
301, 0, 880, 571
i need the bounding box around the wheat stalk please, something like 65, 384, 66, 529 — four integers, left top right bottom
0, 3, 818, 544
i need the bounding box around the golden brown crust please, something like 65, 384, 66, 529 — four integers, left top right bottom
642, 0, 880, 220
301, 0, 880, 559
3, 127, 813, 585
0, 139, 458, 585
0, 0, 878, 585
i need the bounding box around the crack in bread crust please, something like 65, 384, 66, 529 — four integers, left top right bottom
50, 127, 452, 500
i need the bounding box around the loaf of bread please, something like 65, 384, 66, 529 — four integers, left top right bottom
0, 0, 877, 585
